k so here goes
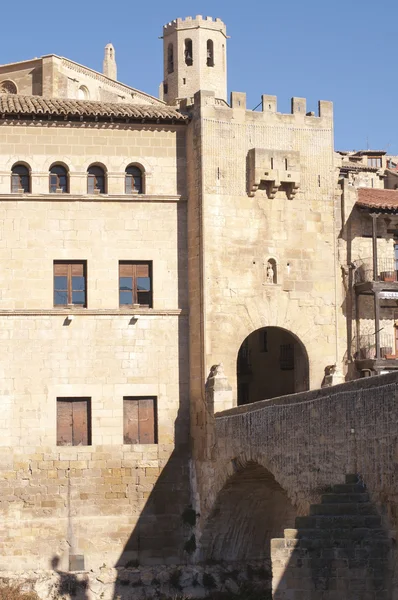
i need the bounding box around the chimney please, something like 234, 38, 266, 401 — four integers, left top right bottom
103, 43, 117, 81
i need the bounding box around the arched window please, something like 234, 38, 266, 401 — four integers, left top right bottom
87, 165, 106, 194
185, 39, 193, 66
78, 86, 89, 100
125, 165, 143, 194
167, 44, 174, 74
0, 80, 17, 94
11, 163, 30, 193
207, 40, 214, 67
49, 164, 68, 193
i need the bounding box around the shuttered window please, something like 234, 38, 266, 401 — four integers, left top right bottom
119, 261, 152, 307
123, 397, 157, 444
54, 261, 87, 307
57, 398, 91, 446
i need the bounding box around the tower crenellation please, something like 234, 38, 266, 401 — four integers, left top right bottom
161, 16, 227, 105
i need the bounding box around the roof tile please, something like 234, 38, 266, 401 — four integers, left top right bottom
0, 94, 187, 122
357, 188, 398, 211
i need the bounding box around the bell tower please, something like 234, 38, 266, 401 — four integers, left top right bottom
161, 16, 227, 105
103, 43, 117, 81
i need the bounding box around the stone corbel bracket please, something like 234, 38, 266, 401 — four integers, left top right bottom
248, 148, 301, 199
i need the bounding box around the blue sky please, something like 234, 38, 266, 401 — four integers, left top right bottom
2, 0, 397, 153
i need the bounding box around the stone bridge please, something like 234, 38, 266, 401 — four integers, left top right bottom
194, 369, 398, 599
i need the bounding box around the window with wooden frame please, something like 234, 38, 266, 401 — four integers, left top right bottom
119, 261, 152, 307
57, 397, 91, 446
125, 165, 143, 194
49, 164, 68, 193
54, 261, 87, 307
123, 397, 157, 444
367, 156, 382, 169
11, 163, 30, 193
87, 165, 106, 194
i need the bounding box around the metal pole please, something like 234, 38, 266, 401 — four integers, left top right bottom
371, 213, 379, 281
374, 290, 381, 359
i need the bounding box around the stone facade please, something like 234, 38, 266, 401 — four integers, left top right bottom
0, 13, 397, 594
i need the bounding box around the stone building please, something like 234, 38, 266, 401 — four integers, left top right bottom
0, 13, 396, 575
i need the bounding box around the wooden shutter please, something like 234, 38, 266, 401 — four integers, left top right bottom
119, 263, 134, 277
57, 398, 90, 446
123, 397, 156, 444
54, 262, 69, 277
57, 400, 73, 446
72, 399, 89, 445
123, 398, 139, 444
135, 263, 149, 278
71, 263, 84, 277
138, 398, 156, 443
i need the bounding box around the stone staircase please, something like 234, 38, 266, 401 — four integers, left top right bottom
271, 475, 392, 600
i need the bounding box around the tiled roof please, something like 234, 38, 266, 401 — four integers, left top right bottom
357, 188, 398, 211
0, 94, 187, 123
340, 163, 379, 172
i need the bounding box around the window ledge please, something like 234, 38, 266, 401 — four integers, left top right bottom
0, 193, 186, 202
0, 308, 187, 316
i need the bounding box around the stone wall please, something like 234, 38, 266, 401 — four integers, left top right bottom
0, 561, 271, 600
0, 119, 190, 568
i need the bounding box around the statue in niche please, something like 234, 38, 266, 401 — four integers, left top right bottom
266, 261, 275, 284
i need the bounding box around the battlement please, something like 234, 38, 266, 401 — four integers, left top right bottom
163, 16, 227, 36
187, 91, 333, 122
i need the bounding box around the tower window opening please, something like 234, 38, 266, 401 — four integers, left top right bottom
270, 157, 274, 169
185, 39, 193, 66
163, 82, 168, 95
183, 78, 186, 85
285, 158, 288, 170
167, 43, 174, 74
207, 39, 214, 67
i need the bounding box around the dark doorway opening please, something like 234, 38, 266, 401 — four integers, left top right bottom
237, 326, 309, 405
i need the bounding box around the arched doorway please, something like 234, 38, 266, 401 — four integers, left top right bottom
200, 461, 297, 562
237, 326, 309, 405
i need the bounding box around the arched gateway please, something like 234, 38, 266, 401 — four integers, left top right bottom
237, 326, 309, 405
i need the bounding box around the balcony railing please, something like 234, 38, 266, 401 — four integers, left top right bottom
354, 258, 398, 284
352, 333, 396, 360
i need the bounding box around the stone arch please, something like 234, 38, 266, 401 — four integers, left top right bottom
42, 157, 76, 173
237, 326, 309, 404
200, 460, 297, 562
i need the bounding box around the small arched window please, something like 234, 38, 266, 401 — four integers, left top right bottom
49, 164, 68, 193
167, 44, 174, 74
125, 165, 143, 194
207, 40, 214, 67
78, 86, 89, 100
11, 163, 30, 193
185, 39, 193, 66
87, 165, 106, 194
0, 80, 17, 94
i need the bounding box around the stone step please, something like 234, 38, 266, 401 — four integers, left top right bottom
331, 483, 366, 494
345, 474, 362, 484
284, 527, 388, 541
321, 492, 370, 504
284, 536, 392, 551
295, 514, 382, 530
310, 502, 377, 516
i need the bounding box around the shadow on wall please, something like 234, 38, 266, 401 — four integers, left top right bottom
200, 461, 297, 595
200, 463, 394, 600
273, 474, 394, 600
50, 556, 89, 600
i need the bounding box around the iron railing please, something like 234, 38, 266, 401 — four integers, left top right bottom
352, 333, 396, 360
354, 258, 398, 284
